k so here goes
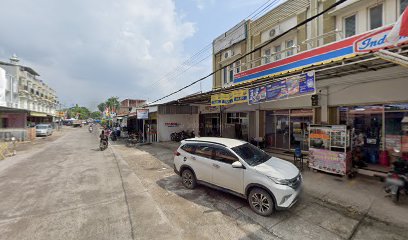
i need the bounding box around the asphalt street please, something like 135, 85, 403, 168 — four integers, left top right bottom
0, 127, 407, 240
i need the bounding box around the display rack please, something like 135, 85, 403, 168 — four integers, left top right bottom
308, 125, 352, 176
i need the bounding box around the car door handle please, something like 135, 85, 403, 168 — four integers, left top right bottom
191, 156, 196, 160
213, 163, 220, 168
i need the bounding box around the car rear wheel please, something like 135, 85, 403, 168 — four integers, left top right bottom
181, 169, 196, 189
248, 188, 274, 216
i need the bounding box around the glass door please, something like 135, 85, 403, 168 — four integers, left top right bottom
275, 115, 290, 149
290, 116, 312, 151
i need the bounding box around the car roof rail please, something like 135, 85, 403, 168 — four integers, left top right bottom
183, 139, 227, 147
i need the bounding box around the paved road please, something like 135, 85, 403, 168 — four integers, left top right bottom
0, 127, 179, 240
1, 127, 407, 240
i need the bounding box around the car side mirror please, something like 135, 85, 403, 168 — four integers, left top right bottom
232, 161, 244, 169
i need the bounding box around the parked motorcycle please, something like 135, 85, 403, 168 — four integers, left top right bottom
384, 149, 408, 203
170, 130, 195, 142
126, 133, 140, 147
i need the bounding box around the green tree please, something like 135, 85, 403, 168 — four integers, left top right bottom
97, 102, 106, 112
67, 105, 91, 120
105, 97, 120, 113
90, 111, 101, 119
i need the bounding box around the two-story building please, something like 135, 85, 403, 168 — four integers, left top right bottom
178, 0, 408, 174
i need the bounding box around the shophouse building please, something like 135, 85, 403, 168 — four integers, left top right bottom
0, 55, 59, 140
178, 0, 408, 174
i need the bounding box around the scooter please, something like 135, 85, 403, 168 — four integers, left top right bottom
100, 139, 108, 151
384, 149, 408, 203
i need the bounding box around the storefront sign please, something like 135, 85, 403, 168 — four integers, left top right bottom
234, 24, 408, 84
136, 109, 149, 119
354, 26, 408, 53
249, 71, 315, 105
211, 89, 248, 106
165, 122, 179, 127
308, 148, 348, 175
200, 106, 220, 114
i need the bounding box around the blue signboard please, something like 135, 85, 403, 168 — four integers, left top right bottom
249, 71, 315, 105
248, 86, 267, 104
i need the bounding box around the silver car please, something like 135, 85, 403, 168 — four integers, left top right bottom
36, 124, 53, 136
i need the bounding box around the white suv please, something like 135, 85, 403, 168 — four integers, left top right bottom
173, 137, 302, 216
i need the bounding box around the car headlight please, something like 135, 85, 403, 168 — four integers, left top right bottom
268, 176, 290, 185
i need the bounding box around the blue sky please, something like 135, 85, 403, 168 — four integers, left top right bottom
0, 0, 282, 109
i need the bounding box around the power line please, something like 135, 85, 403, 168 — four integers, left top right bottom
143, 0, 280, 94
148, 0, 350, 105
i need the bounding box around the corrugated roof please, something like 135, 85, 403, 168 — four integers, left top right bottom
250, 0, 310, 36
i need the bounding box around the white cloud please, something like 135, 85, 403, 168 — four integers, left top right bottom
194, 0, 216, 10
0, 0, 200, 108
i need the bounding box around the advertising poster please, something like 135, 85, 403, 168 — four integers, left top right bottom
249, 71, 315, 104
266, 80, 287, 100
308, 148, 347, 175
249, 86, 267, 104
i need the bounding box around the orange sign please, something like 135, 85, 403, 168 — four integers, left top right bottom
310, 133, 330, 140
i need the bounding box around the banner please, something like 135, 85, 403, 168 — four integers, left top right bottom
233, 89, 249, 104
211, 89, 248, 106
249, 71, 315, 105
136, 109, 149, 119
308, 148, 348, 175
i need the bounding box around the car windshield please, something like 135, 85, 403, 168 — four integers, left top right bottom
231, 143, 270, 166
36, 125, 47, 129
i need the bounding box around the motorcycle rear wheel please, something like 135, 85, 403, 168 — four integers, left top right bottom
392, 191, 400, 203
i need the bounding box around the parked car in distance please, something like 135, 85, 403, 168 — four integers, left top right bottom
173, 137, 302, 216
36, 124, 53, 136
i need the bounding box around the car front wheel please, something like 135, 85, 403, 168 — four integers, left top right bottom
181, 169, 197, 189
248, 188, 274, 216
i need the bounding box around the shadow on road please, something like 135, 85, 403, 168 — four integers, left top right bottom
155, 174, 300, 239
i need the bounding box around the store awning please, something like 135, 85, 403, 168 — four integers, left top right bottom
29, 112, 48, 117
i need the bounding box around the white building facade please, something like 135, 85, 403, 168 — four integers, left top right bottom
0, 55, 59, 119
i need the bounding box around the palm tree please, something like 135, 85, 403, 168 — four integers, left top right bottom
105, 97, 120, 113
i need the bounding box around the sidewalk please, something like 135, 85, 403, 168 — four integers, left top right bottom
155, 141, 408, 229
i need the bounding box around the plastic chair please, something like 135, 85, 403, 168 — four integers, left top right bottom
293, 145, 303, 171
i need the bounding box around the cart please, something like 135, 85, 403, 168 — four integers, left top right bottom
308, 125, 355, 177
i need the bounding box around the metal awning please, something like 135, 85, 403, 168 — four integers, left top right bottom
175, 45, 408, 105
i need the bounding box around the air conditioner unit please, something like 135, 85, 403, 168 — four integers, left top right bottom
224, 50, 233, 59
269, 27, 280, 39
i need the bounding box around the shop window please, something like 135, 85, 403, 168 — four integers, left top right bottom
344, 14, 356, 37
227, 112, 248, 124
274, 45, 281, 61
286, 40, 294, 57
369, 4, 383, 30
400, 0, 408, 14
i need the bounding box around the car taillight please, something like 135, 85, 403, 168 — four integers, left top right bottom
174, 151, 180, 156
392, 173, 400, 179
